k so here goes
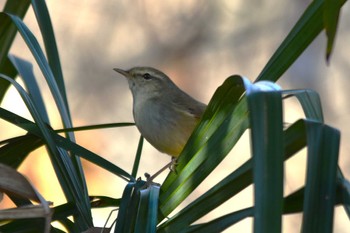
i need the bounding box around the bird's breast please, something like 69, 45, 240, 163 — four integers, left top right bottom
132, 98, 197, 157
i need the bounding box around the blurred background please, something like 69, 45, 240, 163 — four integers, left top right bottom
0, 0, 349, 232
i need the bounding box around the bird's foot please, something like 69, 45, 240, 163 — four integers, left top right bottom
142, 157, 178, 188
169, 157, 178, 173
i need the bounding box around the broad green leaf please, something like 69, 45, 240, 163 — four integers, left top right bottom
159, 75, 249, 219
302, 121, 340, 232
248, 91, 284, 233
181, 180, 348, 233
157, 120, 307, 232
158, 159, 253, 232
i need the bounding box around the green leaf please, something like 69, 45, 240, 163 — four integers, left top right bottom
337, 169, 350, 218
302, 121, 340, 232
55, 122, 135, 133
283, 89, 324, 123
0, 12, 92, 228
2, 13, 73, 130
0, 0, 30, 101
184, 179, 348, 233
256, 0, 347, 82
0, 73, 92, 229
52, 203, 79, 233
282, 182, 350, 215
31, 0, 68, 109
115, 180, 147, 233
159, 75, 249, 219
0, 107, 132, 181
157, 119, 307, 232
52, 202, 78, 222
135, 185, 160, 233
283, 188, 305, 214
9, 54, 50, 123
0, 134, 43, 168
158, 158, 253, 232
248, 91, 284, 233
54, 132, 132, 182
0, 219, 53, 233
323, 0, 342, 62
131, 136, 144, 178
185, 207, 253, 233
89, 196, 121, 208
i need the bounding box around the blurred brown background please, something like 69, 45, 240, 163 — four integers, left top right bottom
0, 0, 349, 232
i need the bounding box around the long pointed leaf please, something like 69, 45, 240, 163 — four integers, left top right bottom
283, 89, 324, 122
159, 75, 249, 219
1, 13, 92, 227
323, 0, 342, 61
131, 136, 144, 178
248, 91, 284, 233
256, 0, 347, 82
185, 207, 253, 233
31, 0, 68, 109
0, 74, 92, 229
0, 134, 42, 168
157, 119, 307, 232
0, 0, 30, 101
135, 185, 160, 233
2, 13, 71, 125
9, 54, 50, 123
302, 121, 340, 232
115, 180, 147, 233
0, 107, 132, 181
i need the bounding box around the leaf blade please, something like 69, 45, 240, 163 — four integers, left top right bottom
248, 91, 284, 233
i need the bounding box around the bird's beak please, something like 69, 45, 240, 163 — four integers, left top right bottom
113, 68, 131, 79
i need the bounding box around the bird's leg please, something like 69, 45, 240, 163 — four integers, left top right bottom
169, 157, 178, 173
143, 157, 178, 187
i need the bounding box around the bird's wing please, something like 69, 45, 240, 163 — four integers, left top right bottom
171, 92, 206, 120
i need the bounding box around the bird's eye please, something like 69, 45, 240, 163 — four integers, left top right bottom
143, 73, 152, 80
